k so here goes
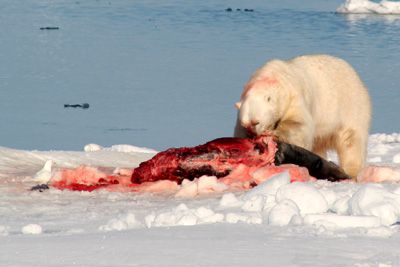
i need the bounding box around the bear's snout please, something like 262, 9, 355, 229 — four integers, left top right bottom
241, 119, 260, 133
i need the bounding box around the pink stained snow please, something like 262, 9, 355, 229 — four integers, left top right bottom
49, 163, 315, 196
48, 163, 400, 198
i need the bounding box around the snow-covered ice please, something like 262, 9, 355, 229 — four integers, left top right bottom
84, 143, 158, 154
268, 199, 300, 226
338, 0, 400, 14
1, 133, 400, 266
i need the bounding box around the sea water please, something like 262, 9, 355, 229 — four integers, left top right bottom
0, 0, 399, 151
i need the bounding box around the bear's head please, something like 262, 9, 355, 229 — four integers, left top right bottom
236, 76, 288, 136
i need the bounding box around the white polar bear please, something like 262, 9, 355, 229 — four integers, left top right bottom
234, 54, 371, 178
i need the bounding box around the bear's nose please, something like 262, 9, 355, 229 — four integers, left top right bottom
241, 119, 259, 129
250, 119, 259, 126
241, 119, 260, 135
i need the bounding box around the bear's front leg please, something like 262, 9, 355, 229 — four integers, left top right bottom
274, 118, 314, 151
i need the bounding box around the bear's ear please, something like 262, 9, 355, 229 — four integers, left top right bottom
235, 102, 242, 109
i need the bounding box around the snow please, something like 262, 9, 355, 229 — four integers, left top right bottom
219, 192, 242, 208
338, 0, 400, 14
268, 199, 300, 226
1, 133, 400, 265
276, 182, 329, 215
84, 143, 158, 154
21, 224, 43, 235
99, 213, 142, 231
393, 153, 400, 163
244, 170, 291, 197
303, 214, 381, 229
349, 184, 400, 225
175, 176, 228, 198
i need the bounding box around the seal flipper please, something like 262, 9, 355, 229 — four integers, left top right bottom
275, 141, 350, 182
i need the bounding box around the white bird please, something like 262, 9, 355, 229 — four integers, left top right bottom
33, 160, 53, 184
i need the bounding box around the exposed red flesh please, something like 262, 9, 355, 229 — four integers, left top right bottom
131, 136, 277, 184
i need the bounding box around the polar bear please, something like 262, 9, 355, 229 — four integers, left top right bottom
234, 54, 371, 178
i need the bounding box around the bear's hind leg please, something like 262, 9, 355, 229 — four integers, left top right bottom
335, 128, 366, 179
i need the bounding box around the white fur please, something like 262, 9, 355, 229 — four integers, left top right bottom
234, 54, 371, 178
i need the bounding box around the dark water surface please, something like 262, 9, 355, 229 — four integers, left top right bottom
0, 0, 399, 150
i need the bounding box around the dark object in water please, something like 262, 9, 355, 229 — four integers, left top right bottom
64, 103, 90, 109
225, 8, 254, 12
40, 27, 60, 30
31, 184, 50, 192
131, 135, 350, 185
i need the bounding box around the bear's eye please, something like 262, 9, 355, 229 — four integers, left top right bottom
264, 95, 271, 102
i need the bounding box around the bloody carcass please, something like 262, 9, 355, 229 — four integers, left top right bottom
131, 135, 350, 184
41, 135, 350, 193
